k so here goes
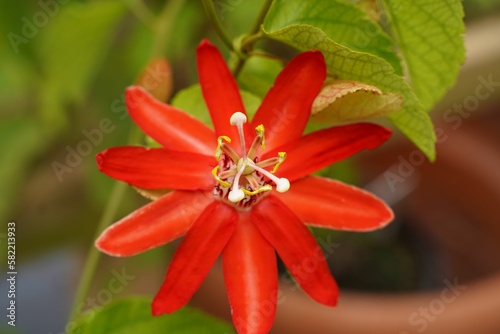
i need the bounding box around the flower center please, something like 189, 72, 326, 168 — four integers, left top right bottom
212, 112, 290, 209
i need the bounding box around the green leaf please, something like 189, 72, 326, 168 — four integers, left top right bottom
36, 1, 126, 129
70, 297, 234, 334
261, 23, 436, 159
171, 84, 262, 127
264, 0, 402, 73
311, 80, 402, 123
238, 55, 283, 98
380, 0, 465, 109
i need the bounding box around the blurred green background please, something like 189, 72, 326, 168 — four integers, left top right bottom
1, 0, 500, 333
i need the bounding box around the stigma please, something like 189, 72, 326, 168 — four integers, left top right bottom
212, 112, 290, 208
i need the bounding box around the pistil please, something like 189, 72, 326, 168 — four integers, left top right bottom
228, 164, 246, 202
229, 112, 248, 159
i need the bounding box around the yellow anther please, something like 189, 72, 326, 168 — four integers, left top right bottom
212, 166, 231, 188
241, 184, 273, 196
255, 124, 265, 150
215, 136, 232, 159
271, 152, 287, 173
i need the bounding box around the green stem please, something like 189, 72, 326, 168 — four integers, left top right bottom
240, 31, 265, 52
248, 50, 286, 62
151, 0, 187, 57
69, 0, 186, 321
70, 0, 268, 323
69, 182, 127, 321
201, 0, 234, 51
123, 0, 156, 30
232, 0, 274, 77
69, 128, 142, 322
248, 0, 273, 37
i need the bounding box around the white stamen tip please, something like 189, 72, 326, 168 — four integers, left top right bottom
228, 188, 245, 202
275, 178, 290, 193
230, 112, 247, 126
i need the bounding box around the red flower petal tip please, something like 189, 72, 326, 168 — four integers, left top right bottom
94, 228, 130, 257
125, 85, 147, 109
151, 307, 163, 317
298, 49, 325, 63
197, 38, 215, 50
94, 234, 125, 257
94, 235, 114, 256
367, 125, 392, 149
323, 290, 339, 307
95, 151, 106, 172
151, 297, 177, 316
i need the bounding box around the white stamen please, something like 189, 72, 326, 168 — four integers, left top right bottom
247, 161, 290, 193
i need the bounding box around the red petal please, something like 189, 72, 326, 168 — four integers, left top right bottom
251, 51, 326, 152
222, 213, 278, 334
197, 39, 251, 154
96, 191, 213, 256
278, 176, 393, 231
264, 123, 391, 181
152, 201, 238, 314
96, 146, 215, 190
251, 196, 338, 306
126, 86, 216, 154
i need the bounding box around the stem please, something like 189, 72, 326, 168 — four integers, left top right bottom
240, 32, 265, 51
248, 0, 273, 37
201, 0, 234, 51
70, 0, 186, 323
123, 0, 156, 30
69, 182, 127, 321
69, 128, 142, 322
247, 50, 286, 63
232, 0, 274, 77
151, 0, 187, 57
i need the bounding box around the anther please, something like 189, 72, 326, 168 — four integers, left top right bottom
248, 124, 265, 159
271, 152, 287, 173
255, 125, 265, 150
215, 136, 238, 161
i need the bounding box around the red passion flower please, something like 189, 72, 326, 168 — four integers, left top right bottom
96, 39, 394, 334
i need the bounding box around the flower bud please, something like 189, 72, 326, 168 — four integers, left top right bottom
135, 58, 173, 102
